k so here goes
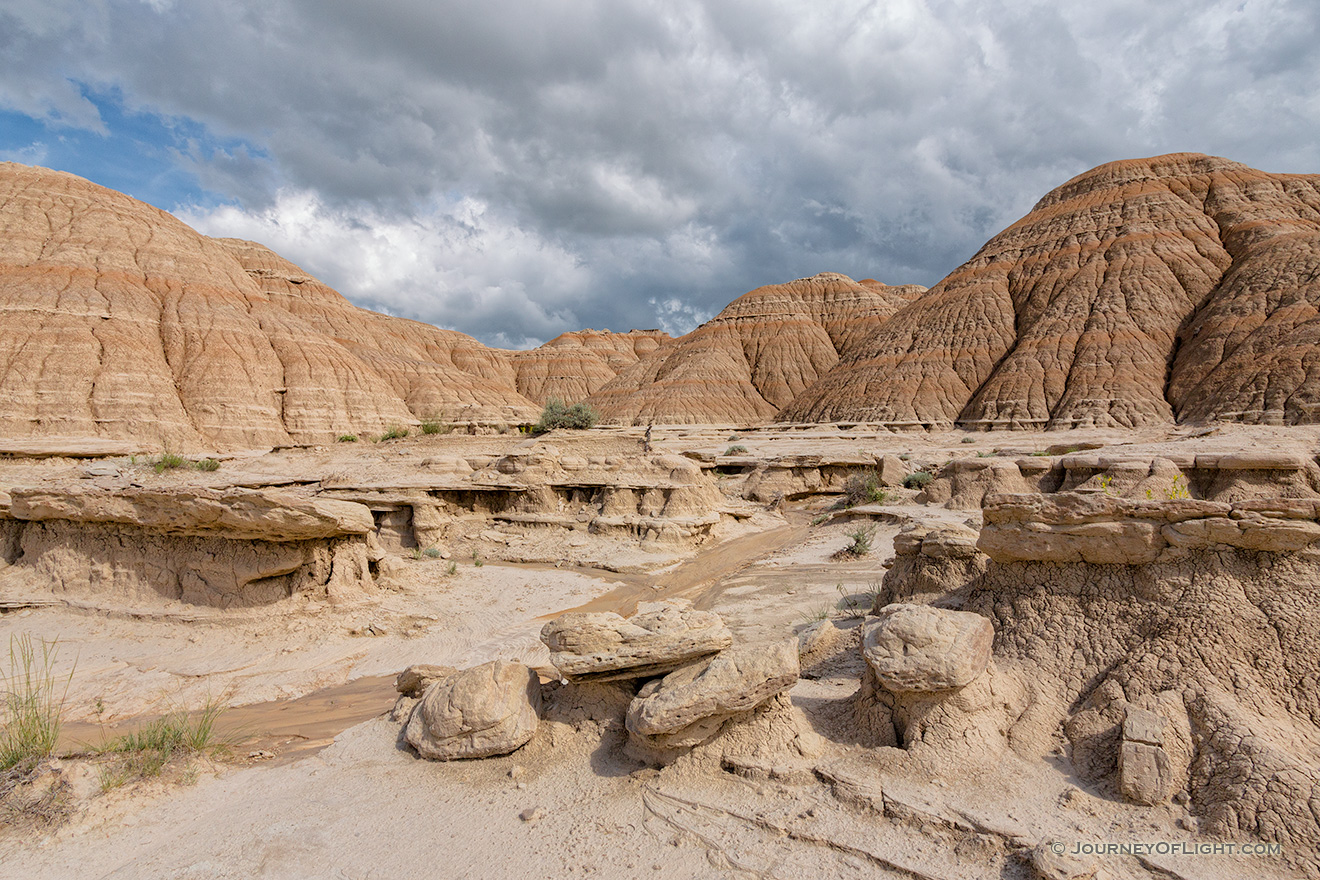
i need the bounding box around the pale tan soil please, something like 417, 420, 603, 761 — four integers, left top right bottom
1, 425, 1317, 878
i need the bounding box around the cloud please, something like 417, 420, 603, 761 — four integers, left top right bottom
4, 0, 1319, 346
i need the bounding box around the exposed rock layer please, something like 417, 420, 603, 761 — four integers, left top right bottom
588, 273, 925, 425
0, 163, 537, 451
784, 154, 1320, 429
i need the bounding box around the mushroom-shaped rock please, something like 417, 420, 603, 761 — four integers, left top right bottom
404, 661, 541, 760
863, 604, 994, 693
626, 640, 800, 749
541, 599, 732, 683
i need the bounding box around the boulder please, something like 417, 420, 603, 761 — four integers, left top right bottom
541, 599, 732, 683
404, 661, 541, 760
395, 664, 458, 699
626, 640, 800, 749
863, 604, 994, 693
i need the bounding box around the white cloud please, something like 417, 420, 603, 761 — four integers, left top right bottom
5, 0, 1319, 344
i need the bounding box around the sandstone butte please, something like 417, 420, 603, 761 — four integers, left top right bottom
782, 153, 1320, 429
585, 273, 926, 425
0, 163, 659, 450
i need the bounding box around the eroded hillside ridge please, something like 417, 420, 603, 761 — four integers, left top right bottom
586, 273, 927, 425
783, 153, 1320, 429
0, 163, 546, 450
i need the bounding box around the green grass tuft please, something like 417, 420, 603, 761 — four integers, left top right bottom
724, 445, 748, 455
153, 452, 187, 473
0, 635, 73, 772
193, 458, 220, 472
376, 426, 409, 442
337, 434, 358, 443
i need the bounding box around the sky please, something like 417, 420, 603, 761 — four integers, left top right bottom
2, 1, 1318, 349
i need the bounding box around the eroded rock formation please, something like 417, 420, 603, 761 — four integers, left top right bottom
508, 328, 670, 405
0, 163, 537, 451
784, 153, 1320, 429
587, 273, 925, 425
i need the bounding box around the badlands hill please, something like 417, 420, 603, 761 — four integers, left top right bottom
586, 273, 925, 425
783, 153, 1320, 429
508, 328, 670, 405
0, 164, 658, 451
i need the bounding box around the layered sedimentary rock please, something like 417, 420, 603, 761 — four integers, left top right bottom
0, 163, 536, 451
0, 486, 378, 607
587, 274, 925, 425
784, 153, 1320, 429
880, 492, 1320, 871
625, 640, 799, 749
541, 599, 733, 683
508, 329, 670, 404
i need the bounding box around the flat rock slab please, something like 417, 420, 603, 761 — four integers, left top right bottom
626, 640, 799, 749
863, 604, 994, 693
404, 660, 541, 760
7, 486, 373, 541
541, 599, 732, 683
0, 437, 140, 458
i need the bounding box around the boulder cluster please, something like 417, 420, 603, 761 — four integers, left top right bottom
396, 599, 800, 761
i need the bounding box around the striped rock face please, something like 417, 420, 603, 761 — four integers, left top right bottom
509, 328, 671, 406
586, 273, 925, 425
0, 163, 538, 452
783, 153, 1320, 429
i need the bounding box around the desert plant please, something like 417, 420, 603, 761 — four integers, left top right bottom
961, 436, 977, 444
420, 417, 451, 435
377, 426, 409, 442
532, 398, 599, 432
337, 434, 358, 443
840, 525, 875, 558
810, 512, 830, 526
842, 471, 887, 507
445, 562, 457, 576
96, 700, 227, 791
194, 458, 220, 472
153, 452, 187, 473
724, 445, 748, 455
800, 603, 833, 624
903, 471, 933, 490
1165, 475, 1191, 500
0, 635, 73, 772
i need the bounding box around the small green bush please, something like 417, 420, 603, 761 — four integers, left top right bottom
842, 525, 875, 557
903, 471, 933, 490
194, 458, 220, 472
337, 434, 358, 443
533, 398, 599, 432
377, 426, 409, 442
420, 418, 451, 435
843, 471, 887, 507
961, 436, 977, 444
153, 452, 187, 473
724, 445, 749, 455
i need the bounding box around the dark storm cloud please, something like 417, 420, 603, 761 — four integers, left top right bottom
2, 0, 1318, 346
